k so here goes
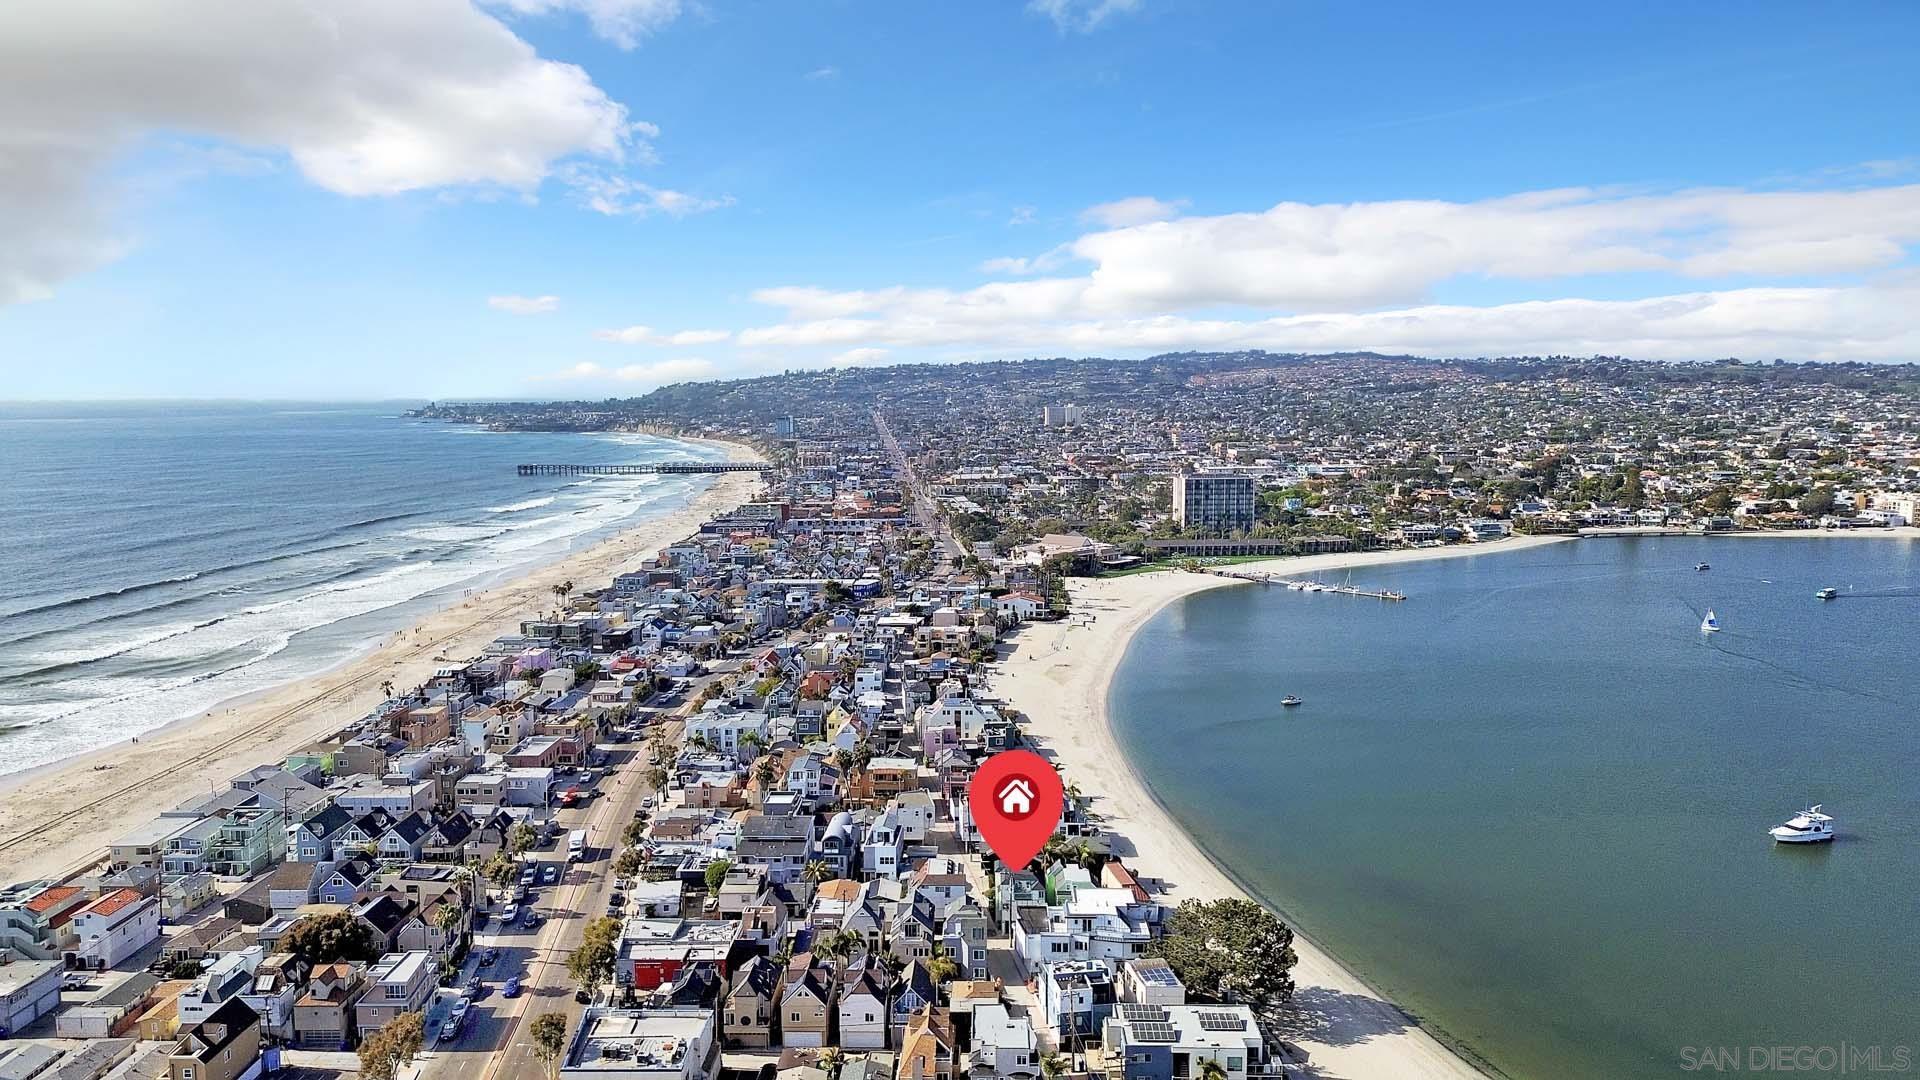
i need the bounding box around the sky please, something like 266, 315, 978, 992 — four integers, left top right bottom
3, 0, 1919, 400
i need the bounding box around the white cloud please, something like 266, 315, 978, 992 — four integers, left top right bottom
719, 180, 1920, 363
489, 0, 683, 49
532, 357, 719, 383
734, 282, 1920, 362
830, 347, 891, 366
489, 294, 560, 314
0, 0, 650, 306
1009, 205, 1038, 226
1028, 0, 1142, 32
806, 66, 839, 81
593, 325, 732, 345
1080, 195, 1185, 227
564, 169, 735, 217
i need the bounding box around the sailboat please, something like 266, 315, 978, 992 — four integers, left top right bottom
1700, 609, 1721, 633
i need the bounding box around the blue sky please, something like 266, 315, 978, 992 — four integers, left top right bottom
2, 0, 1918, 399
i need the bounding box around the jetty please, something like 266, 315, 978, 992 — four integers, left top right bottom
515, 462, 773, 476
1206, 567, 1407, 600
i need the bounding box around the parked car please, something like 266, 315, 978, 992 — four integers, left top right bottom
478, 948, 499, 967
502, 975, 522, 998
501, 903, 519, 925
608, 892, 626, 909
520, 909, 540, 929
540, 863, 561, 885
517, 865, 537, 887
464, 976, 484, 998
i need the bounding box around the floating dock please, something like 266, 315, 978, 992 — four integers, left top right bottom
1207, 568, 1406, 600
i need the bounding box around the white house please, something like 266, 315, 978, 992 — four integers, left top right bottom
994, 592, 1047, 621
65, 888, 161, 971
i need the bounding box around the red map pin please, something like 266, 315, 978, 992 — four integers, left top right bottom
969, 748, 1064, 869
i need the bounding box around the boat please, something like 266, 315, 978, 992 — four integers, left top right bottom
1696, 562, 1710, 571
1280, 696, 1303, 707
1700, 610, 1721, 632
1815, 588, 1837, 600
1769, 805, 1835, 843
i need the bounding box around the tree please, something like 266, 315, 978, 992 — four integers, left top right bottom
613, 847, 642, 877
644, 765, 669, 791
622, 819, 648, 846
703, 858, 733, 892
1702, 487, 1735, 514
530, 1013, 570, 1080
754, 755, 780, 791
480, 853, 519, 888
822, 580, 854, 606
818, 1047, 847, 1074
1199, 1060, 1227, 1080
1146, 898, 1298, 1014
284, 911, 380, 965
802, 859, 834, 884
508, 822, 537, 857
566, 916, 624, 998
1799, 486, 1837, 518
925, 946, 959, 983
431, 902, 464, 935
357, 1011, 425, 1080
1042, 1053, 1069, 1078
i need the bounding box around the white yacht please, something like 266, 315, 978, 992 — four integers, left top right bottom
1769, 805, 1835, 844
1280, 695, 1303, 708
1700, 609, 1721, 632
1815, 588, 1837, 600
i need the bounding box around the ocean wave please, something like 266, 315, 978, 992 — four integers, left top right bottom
488, 496, 556, 513
1, 571, 203, 620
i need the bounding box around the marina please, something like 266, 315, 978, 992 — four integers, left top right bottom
1204, 566, 1408, 600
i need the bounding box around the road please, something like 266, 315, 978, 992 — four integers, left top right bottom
872, 408, 964, 566
411, 715, 687, 1080
410, 649, 769, 1080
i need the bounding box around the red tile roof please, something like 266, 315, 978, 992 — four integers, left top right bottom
84, 887, 145, 919
23, 885, 82, 914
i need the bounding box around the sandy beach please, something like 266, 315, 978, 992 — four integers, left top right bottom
0, 440, 760, 885
989, 535, 1577, 1080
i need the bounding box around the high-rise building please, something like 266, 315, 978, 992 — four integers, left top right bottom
1172, 472, 1256, 532
1042, 404, 1085, 427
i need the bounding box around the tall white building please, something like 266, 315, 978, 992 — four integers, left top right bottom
1042, 404, 1085, 427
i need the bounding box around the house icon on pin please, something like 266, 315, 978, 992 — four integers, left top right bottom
995, 776, 1036, 819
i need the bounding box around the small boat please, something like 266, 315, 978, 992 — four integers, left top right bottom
1700, 610, 1721, 633
1769, 805, 1835, 844
1695, 562, 1710, 571
1815, 588, 1837, 600
1280, 696, 1303, 707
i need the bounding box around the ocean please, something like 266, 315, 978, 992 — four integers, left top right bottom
0, 401, 724, 777
1108, 537, 1920, 1080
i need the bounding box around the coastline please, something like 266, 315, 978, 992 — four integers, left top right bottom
989, 535, 1575, 1080
0, 439, 761, 885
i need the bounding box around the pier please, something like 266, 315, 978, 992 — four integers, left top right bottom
515, 462, 773, 476
1206, 567, 1407, 600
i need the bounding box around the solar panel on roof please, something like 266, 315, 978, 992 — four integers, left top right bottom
1130, 1022, 1178, 1044
1134, 964, 1181, 985
1115, 1003, 1167, 1022
1197, 1011, 1245, 1031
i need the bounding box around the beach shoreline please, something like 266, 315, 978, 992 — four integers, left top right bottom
0, 436, 761, 884
989, 535, 1579, 1080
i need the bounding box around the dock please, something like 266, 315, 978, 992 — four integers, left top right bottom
1205, 568, 1406, 600
515, 462, 773, 476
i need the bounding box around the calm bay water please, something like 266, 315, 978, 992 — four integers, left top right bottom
1109, 538, 1920, 1079
0, 402, 722, 776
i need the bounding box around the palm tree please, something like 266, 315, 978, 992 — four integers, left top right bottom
753, 755, 779, 792
379, 679, 396, 702
802, 860, 834, 884
1042, 1053, 1069, 1079
1198, 1060, 1227, 1080
818, 1047, 846, 1075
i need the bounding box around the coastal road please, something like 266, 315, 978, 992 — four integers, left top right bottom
416, 721, 675, 1080
415, 654, 753, 1080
